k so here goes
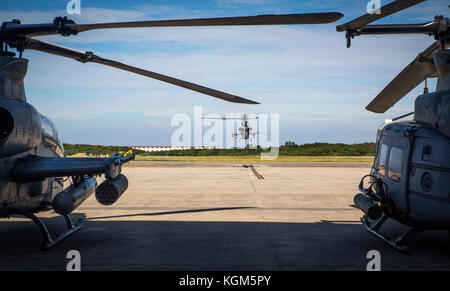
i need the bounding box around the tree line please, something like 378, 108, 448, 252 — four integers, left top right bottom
63, 142, 375, 157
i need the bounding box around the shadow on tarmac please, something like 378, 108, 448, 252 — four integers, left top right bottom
0, 211, 449, 270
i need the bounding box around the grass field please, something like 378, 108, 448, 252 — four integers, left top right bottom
134, 155, 374, 163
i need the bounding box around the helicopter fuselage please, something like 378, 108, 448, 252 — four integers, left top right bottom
0, 56, 133, 248
0, 57, 64, 217
352, 49, 450, 251
370, 119, 450, 229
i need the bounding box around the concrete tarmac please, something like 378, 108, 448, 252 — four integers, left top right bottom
0, 163, 449, 270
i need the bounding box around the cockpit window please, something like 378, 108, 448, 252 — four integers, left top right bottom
40, 115, 59, 141
388, 146, 403, 182
378, 144, 389, 176
40, 114, 64, 155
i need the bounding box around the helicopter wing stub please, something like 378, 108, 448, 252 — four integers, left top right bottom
12, 157, 105, 182
24, 38, 259, 105
336, 0, 424, 32
366, 41, 443, 113
73, 13, 344, 32
11, 154, 135, 183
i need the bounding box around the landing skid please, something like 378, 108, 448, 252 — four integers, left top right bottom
14, 210, 83, 250
362, 214, 426, 253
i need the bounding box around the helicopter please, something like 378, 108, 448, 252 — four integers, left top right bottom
0, 11, 343, 249
203, 114, 259, 141
337, 0, 450, 252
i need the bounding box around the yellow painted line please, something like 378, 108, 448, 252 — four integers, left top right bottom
250, 164, 264, 180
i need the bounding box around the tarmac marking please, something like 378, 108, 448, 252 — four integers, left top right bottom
249, 164, 264, 179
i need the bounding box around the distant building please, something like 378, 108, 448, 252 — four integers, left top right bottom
131, 145, 215, 152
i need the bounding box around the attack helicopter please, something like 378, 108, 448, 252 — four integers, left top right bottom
203, 114, 259, 141
0, 11, 343, 249
337, 0, 450, 252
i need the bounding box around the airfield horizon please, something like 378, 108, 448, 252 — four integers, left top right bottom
132, 155, 374, 163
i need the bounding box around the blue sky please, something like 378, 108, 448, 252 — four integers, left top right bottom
1, 0, 447, 146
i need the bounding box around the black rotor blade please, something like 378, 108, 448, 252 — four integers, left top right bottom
336, 0, 425, 32
1, 12, 343, 38
203, 117, 258, 120
74, 13, 343, 32
25, 38, 259, 105
366, 41, 443, 113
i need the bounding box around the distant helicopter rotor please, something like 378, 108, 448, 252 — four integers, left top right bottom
203, 114, 259, 141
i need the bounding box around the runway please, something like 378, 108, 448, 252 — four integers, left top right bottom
0, 163, 449, 270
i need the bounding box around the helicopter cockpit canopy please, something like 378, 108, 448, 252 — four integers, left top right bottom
40, 114, 64, 153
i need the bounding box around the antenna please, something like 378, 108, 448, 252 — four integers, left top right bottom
423, 78, 429, 94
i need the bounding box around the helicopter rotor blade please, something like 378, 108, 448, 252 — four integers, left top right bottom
365, 41, 445, 113
336, 0, 424, 32
74, 13, 344, 32
24, 38, 259, 105
0, 13, 343, 38
202, 117, 258, 120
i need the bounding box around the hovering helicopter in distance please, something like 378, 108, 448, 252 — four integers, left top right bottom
337, 0, 450, 252
0, 11, 343, 249
203, 114, 259, 141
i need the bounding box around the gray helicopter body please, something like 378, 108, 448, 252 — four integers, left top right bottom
0, 56, 134, 248
234, 120, 257, 140
372, 118, 450, 229
354, 49, 450, 251
203, 114, 258, 140
0, 57, 64, 216
335, 0, 450, 251
370, 50, 450, 230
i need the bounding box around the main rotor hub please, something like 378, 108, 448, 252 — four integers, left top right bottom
53, 16, 78, 37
